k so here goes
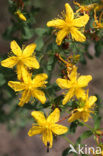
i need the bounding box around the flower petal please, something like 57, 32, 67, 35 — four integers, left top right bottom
31, 111, 46, 125
65, 3, 74, 21
32, 89, 46, 104
16, 63, 25, 80
33, 73, 48, 87
63, 89, 74, 105
28, 126, 42, 136
68, 112, 81, 122
73, 14, 89, 27
71, 27, 86, 42
23, 43, 36, 57
47, 108, 60, 123
56, 29, 68, 45
47, 19, 65, 29
52, 124, 68, 135
88, 96, 97, 108
23, 57, 40, 69
21, 66, 32, 83
42, 130, 53, 148
18, 90, 31, 107
10, 40, 22, 56
1, 56, 18, 68
69, 66, 77, 82
77, 75, 92, 87
8, 81, 25, 91
56, 78, 71, 89
75, 88, 86, 100
81, 112, 90, 122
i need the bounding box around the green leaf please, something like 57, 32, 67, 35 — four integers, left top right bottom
94, 115, 101, 130
35, 28, 48, 37
76, 130, 93, 144
62, 147, 70, 156
69, 121, 78, 133
35, 38, 44, 51
62, 147, 78, 156
95, 41, 103, 57
80, 55, 87, 64
22, 27, 35, 40
93, 95, 102, 129
0, 74, 6, 86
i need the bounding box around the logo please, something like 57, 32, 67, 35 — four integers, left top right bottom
68, 144, 101, 155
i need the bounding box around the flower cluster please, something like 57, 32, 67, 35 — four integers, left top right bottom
1, 1, 100, 151
1, 40, 68, 148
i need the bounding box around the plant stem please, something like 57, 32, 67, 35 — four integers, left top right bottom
63, 136, 74, 146
80, 121, 94, 132
57, 114, 71, 123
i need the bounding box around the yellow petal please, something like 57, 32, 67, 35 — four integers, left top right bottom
23, 43, 36, 57
47, 108, 60, 123
16, 63, 24, 80
47, 19, 65, 29
81, 112, 90, 122
70, 27, 86, 42
52, 124, 68, 135
10, 40, 22, 56
33, 73, 48, 82
65, 3, 74, 21
18, 90, 31, 107
63, 89, 74, 105
77, 75, 92, 87
88, 96, 97, 108
31, 111, 46, 125
21, 66, 32, 83
68, 112, 81, 122
28, 126, 42, 136
1, 56, 18, 68
56, 29, 68, 45
73, 14, 89, 27
23, 57, 40, 69
33, 73, 48, 87
56, 78, 71, 89
77, 108, 84, 112
69, 110, 90, 122
42, 130, 53, 148
32, 89, 46, 104
75, 88, 86, 100
69, 66, 77, 82
8, 81, 25, 91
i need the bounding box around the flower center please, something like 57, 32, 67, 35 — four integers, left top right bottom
18, 55, 24, 61
44, 122, 51, 130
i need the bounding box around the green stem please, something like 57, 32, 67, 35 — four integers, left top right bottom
63, 136, 74, 146
80, 121, 94, 132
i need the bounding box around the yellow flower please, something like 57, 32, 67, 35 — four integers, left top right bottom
28, 108, 68, 148
68, 91, 97, 122
1, 40, 40, 80
47, 3, 89, 45
74, 1, 97, 14
16, 10, 27, 21
8, 68, 48, 106
56, 66, 92, 105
